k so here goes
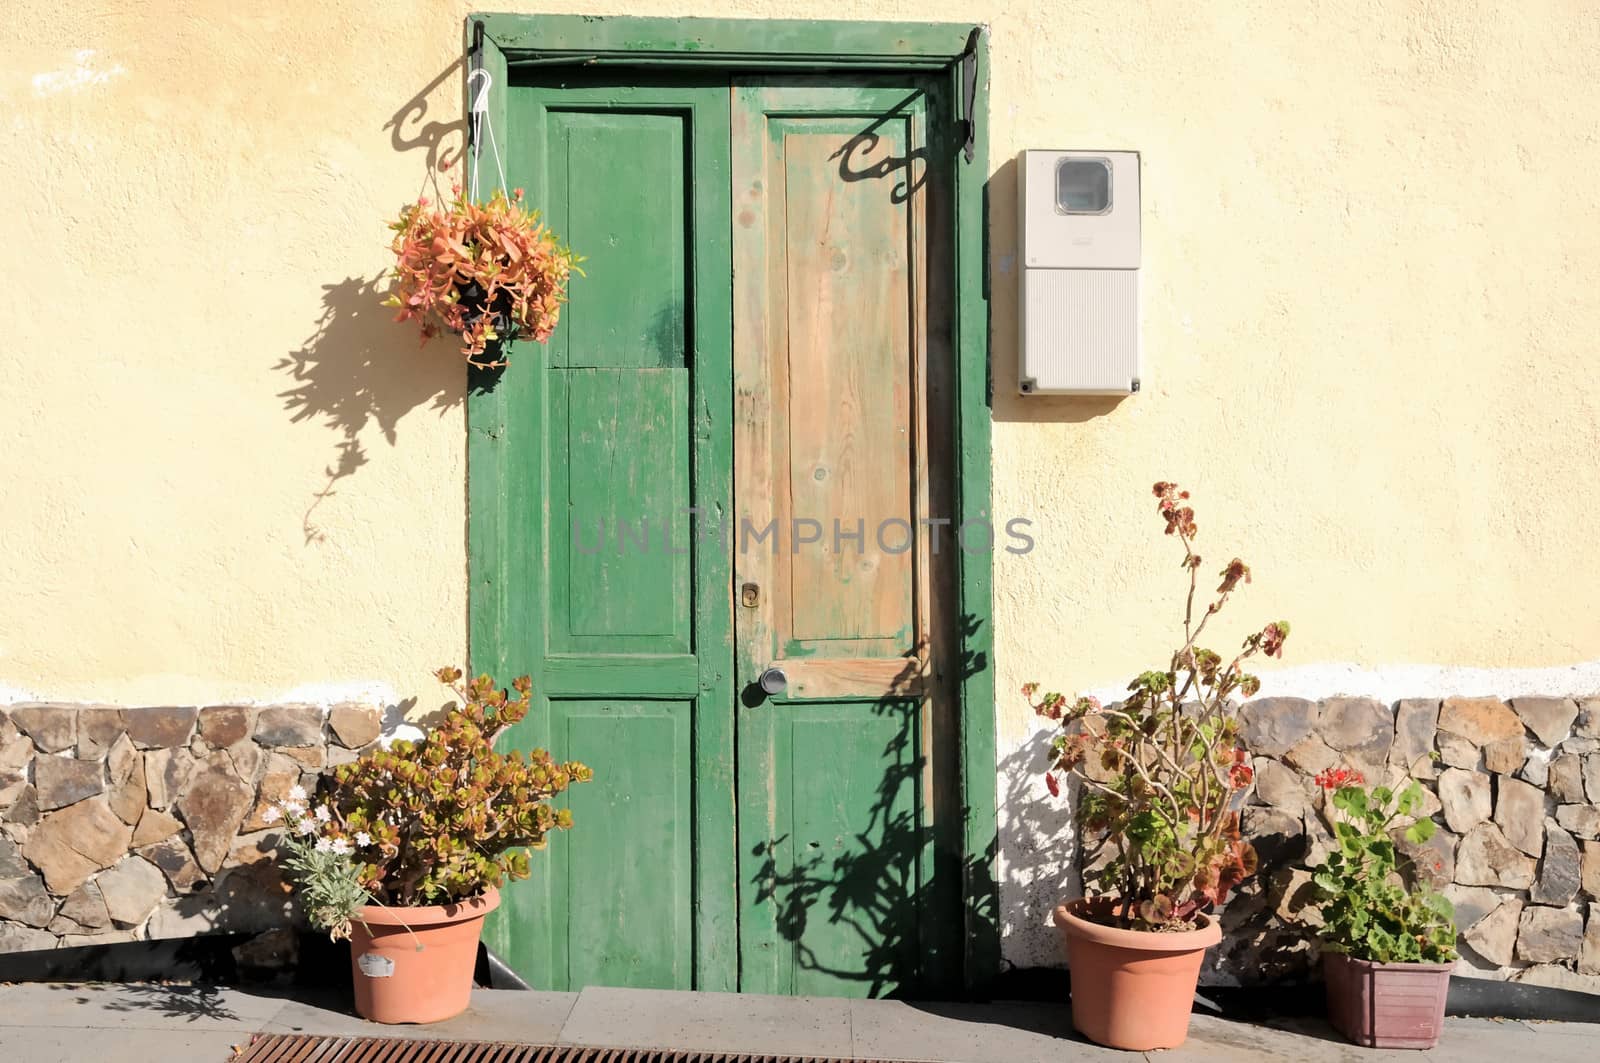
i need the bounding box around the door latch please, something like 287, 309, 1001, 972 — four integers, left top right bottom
740, 582, 760, 608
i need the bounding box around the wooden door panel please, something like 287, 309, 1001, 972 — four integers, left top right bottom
483, 81, 736, 994
733, 81, 958, 997
550, 111, 687, 369
779, 129, 914, 647
551, 697, 693, 990
764, 702, 921, 998
550, 368, 691, 650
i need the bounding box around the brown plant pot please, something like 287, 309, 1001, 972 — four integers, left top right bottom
1323, 951, 1451, 1049
348, 888, 500, 1024
1052, 897, 1221, 1051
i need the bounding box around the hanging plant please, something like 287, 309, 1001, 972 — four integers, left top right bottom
383, 183, 578, 367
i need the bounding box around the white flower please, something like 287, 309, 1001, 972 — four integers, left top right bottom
354, 832, 371, 847
314, 837, 333, 853
281, 800, 305, 818
263, 806, 282, 824
296, 817, 317, 836
288, 784, 308, 802
314, 805, 331, 823
330, 838, 351, 856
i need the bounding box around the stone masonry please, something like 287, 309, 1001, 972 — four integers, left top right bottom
0, 702, 383, 954
1081, 696, 1600, 992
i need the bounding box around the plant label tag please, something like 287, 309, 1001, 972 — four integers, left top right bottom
358, 952, 395, 978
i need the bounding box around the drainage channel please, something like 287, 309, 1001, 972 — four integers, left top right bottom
234, 1034, 884, 1063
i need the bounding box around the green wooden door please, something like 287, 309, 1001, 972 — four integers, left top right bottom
476, 74, 959, 996
731, 82, 962, 998
478, 79, 738, 993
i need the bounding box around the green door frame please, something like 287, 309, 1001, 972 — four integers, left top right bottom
464, 13, 999, 992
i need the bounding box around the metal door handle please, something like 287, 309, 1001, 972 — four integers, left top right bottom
759, 667, 788, 695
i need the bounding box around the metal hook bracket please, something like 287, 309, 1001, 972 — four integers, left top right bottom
958, 27, 982, 164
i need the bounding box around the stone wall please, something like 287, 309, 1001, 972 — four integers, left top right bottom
0, 703, 382, 953
1080, 696, 1600, 991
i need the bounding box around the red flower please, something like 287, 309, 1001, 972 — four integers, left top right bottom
1045, 772, 1060, 797
1314, 767, 1365, 790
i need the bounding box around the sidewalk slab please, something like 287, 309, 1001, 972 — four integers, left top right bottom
559, 986, 855, 1057
260, 987, 579, 1042
0, 1026, 244, 1063
0, 982, 286, 1032
1167, 1013, 1561, 1062
847, 999, 1122, 1063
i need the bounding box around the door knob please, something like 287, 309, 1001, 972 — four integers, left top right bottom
759, 667, 788, 695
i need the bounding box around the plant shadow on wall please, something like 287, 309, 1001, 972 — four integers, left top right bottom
275, 277, 462, 544
748, 616, 998, 999
275, 62, 469, 544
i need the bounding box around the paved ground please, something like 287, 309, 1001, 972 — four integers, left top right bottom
0, 982, 1592, 1062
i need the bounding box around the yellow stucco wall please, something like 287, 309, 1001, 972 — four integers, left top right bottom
4, 3, 1599, 730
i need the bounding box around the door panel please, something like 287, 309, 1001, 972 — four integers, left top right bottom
733, 82, 959, 997
482, 81, 736, 993
552, 697, 693, 989
779, 128, 914, 647
551, 368, 691, 650
550, 111, 688, 369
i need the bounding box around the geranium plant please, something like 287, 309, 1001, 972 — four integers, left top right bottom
384, 184, 578, 366
277, 668, 593, 920
1025, 481, 1290, 931
1307, 773, 1458, 963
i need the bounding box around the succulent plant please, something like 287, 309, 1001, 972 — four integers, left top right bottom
319, 667, 592, 906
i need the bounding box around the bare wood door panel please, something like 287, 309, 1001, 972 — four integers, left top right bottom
732, 80, 960, 997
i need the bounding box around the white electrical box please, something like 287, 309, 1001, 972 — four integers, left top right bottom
1018, 149, 1142, 395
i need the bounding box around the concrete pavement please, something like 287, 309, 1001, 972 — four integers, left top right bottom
0, 982, 1593, 1062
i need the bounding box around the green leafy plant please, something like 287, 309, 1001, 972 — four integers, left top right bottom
1025, 481, 1290, 932
385, 183, 578, 367
285, 668, 593, 910
1307, 772, 1458, 963
272, 786, 370, 940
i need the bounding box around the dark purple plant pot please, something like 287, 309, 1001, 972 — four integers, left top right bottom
1324, 951, 1451, 1050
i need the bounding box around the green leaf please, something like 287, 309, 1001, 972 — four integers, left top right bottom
1403, 818, 1436, 844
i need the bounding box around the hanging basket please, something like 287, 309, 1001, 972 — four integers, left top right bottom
384, 184, 578, 368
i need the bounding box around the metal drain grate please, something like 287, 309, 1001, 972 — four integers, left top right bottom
234, 1034, 882, 1063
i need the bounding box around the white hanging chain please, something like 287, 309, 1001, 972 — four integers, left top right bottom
467, 67, 509, 201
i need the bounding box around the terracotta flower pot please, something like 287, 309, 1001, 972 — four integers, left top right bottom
348, 888, 500, 1024
1052, 897, 1221, 1051
1323, 951, 1451, 1049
